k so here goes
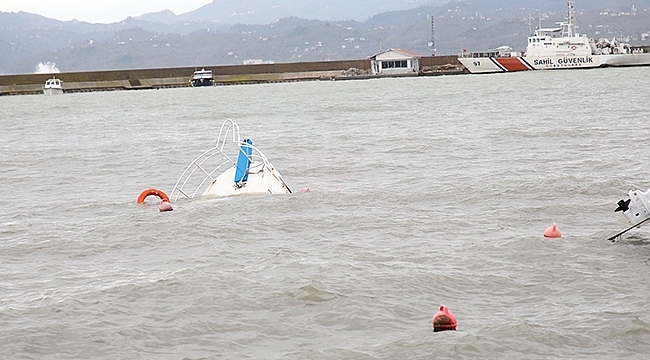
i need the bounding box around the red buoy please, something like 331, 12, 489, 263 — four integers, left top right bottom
158, 200, 173, 212
544, 223, 562, 238
432, 305, 457, 332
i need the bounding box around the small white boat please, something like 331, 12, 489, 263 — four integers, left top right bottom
169, 118, 291, 201
458, 0, 650, 74
43, 77, 64, 95
189, 68, 215, 87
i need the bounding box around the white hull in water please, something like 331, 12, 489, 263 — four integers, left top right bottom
609, 189, 650, 241
615, 189, 650, 226
169, 118, 291, 201
458, 0, 650, 74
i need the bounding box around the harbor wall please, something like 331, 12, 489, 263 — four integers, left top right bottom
0, 56, 462, 96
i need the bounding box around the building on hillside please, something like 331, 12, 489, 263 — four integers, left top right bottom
370, 49, 421, 75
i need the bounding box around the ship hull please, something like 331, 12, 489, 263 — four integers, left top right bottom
43, 87, 64, 95
458, 53, 650, 74
190, 78, 215, 87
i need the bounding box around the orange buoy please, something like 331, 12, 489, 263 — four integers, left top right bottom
543, 223, 562, 238
137, 188, 170, 204
432, 305, 457, 332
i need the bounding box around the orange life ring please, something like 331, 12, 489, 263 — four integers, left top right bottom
137, 188, 170, 204
571, 46, 576, 50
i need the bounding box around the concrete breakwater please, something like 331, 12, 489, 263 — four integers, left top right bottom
0, 56, 462, 96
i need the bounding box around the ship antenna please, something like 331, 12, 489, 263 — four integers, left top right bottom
428, 14, 436, 56
567, 0, 575, 37
537, 0, 542, 32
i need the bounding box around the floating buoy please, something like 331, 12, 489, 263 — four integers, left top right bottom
158, 201, 173, 212
543, 223, 562, 238
432, 305, 457, 332
137, 188, 170, 204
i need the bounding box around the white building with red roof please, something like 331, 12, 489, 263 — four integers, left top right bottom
370, 49, 421, 75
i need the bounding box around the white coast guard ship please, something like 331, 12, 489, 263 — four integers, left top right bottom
458, 0, 650, 74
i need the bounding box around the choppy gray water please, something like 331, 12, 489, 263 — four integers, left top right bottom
2, 68, 650, 359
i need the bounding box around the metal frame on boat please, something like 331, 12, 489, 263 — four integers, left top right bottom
169, 118, 291, 201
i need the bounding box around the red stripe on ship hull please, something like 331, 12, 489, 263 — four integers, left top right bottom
495, 57, 530, 72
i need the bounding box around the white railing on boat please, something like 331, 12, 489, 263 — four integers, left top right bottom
169, 118, 290, 201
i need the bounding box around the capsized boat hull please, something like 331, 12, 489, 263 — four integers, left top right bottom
203, 162, 290, 197
615, 189, 650, 226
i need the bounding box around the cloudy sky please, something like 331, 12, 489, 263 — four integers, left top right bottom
0, 0, 212, 23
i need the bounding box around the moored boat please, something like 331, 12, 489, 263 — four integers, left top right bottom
43, 77, 64, 95
458, 0, 650, 74
189, 68, 215, 87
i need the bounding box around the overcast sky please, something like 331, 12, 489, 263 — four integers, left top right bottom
0, 0, 213, 23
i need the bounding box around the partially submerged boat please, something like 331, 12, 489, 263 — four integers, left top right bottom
43, 77, 64, 95
609, 188, 650, 240
169, 118, 291, 201
458, 0, 650, 74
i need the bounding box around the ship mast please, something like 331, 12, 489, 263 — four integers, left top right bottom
566, 0, 575, 37
427, 15, 436, 56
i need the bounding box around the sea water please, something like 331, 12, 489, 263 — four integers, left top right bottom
1, 68, 650, 359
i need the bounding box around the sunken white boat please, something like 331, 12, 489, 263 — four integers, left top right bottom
169, 118, 291, 201
609, 188, 650, 240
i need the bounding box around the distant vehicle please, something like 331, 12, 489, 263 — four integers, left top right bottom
43, 77, 64, 95
189, 68, 215, 87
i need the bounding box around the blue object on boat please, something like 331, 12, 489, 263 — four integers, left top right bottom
234, 138, 253, 183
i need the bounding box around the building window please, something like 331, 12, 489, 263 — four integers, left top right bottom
381, 60, 409, 69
